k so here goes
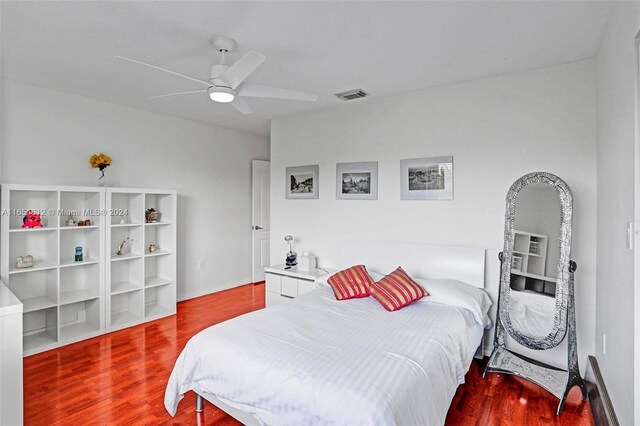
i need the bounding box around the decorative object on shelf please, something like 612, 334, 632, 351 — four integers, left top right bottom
148, 244, 157, 253
74, 246, 84, 262
145, 208, 159, 223
119, 217, 126, 225
285, 165, 319, 199
484, 172, 586, 415
78, 220, 86, 226
116, 237, 131, 256
85, 219, 92, 226
15, 255, 33, 269
297, 251, 316, 272
400, 156, 453, 200
336, 162, 378, 200
284, 235, 297, 266
511, 255, 523, 271
22, 210, 43, 228
66, 215, 77, 227
89, 152, 112, 180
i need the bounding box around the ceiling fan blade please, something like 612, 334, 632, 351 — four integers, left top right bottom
150, 90, 207, 99
230, 97, 253, 115
219, 51, 265, 89
114, 56, 212, 87
237, 83, 318, 102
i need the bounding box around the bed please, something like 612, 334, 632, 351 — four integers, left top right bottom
165, 241, 491, 425
509, 289, 556, 339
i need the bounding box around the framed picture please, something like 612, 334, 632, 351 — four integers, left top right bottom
400, 156, 453, 200
285, 165, 319, 199
336, 162, 378, 200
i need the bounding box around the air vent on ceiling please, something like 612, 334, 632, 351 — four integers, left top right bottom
335, 89, 369, 101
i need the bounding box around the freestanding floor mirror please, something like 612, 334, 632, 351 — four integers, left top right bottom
484, 171, 587, 415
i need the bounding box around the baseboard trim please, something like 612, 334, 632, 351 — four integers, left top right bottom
177, 278, 255, 302
586, 355, 619, 426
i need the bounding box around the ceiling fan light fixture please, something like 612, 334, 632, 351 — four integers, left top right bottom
208, 86, 235, 103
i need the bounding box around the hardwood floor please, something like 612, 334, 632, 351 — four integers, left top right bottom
24, 283, 593, 425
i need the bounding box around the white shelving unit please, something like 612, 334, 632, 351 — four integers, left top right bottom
106, 188, 176, 332
510, 229, 556, 295
1, 184, 177, 355
1, 184, 106, 355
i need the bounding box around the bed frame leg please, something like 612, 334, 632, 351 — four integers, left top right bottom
195, 393, 204, 413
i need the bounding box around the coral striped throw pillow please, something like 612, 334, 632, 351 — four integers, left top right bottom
370, 267, 428, 311
327, 265, 375, 300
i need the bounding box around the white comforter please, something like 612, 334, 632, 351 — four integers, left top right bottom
165, 286, 484, 425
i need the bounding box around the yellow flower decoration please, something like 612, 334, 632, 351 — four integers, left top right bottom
89, 153, 112, 179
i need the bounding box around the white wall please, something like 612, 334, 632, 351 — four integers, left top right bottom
595, 3, 640, 424
1, 79, 270, 301
271, 61, 597, 369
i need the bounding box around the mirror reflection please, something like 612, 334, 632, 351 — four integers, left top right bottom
508, 183, 560, 339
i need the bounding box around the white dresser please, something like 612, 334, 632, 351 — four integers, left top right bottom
264, 265, 335, 307
0, 281, 23, 425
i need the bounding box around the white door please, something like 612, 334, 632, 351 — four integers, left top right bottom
252, 160, 270, 282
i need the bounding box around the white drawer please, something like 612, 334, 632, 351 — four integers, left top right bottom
266, 291, 285, 307
298, 279, 315, 296
281, 276, 298, 298
265, 273, 281, 294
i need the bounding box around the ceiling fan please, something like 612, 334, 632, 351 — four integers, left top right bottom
115, 36, 318, 115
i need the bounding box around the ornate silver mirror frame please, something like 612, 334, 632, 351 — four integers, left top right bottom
484, 171, 586, 415
502, 172, 572, 349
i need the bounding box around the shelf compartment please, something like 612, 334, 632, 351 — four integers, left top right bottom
59, 299, 101, 341
22, 296, 58, 313
8, 190, 58, 229
111, 290, 143, 328
144, 223, 172, 257
144, 285, 174, 319
8, 269, 58, 313
111, 253, 143, 262
60, 225, 100, 231
60, 263, 100, 305
145, 276, 171, 288
59, 190, 102, 228
23, 307, 57, 353
60, 258, 100, 268
144, 250, 171, 257
59, 289, 100, 306
144, 193, 173, 224
111, 281, 141, 295
145, 255, 172, 287
9, 261, 57, 275
109, 192, 143, 225
110, 226, 143, 260
9, 230, 57, 273
9, 227, 58, 233
110, 258, 142, 295
60, 226, 99, 267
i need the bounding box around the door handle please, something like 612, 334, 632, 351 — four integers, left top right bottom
252, 225, 263, 230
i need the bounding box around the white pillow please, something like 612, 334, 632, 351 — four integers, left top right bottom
414, 278, 492, 326
314, 270, 385, 289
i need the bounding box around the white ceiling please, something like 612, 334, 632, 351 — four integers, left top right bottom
1, 1, 612, 137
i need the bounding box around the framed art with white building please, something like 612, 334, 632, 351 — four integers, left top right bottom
336, 161, 378, 200
400, 156, 453, 200
285, 165, 319, 199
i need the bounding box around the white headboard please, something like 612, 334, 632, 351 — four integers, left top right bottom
337, 240, 486, 288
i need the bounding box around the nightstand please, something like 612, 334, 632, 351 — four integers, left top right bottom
264, 264, 335, 307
